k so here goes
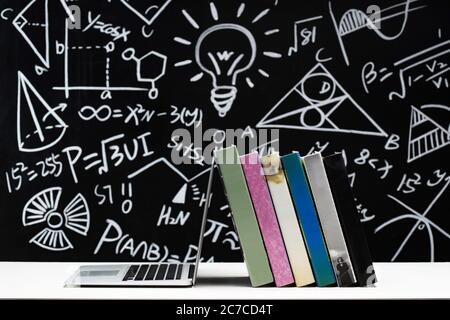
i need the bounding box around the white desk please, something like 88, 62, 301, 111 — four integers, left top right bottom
0, 262, 449, 300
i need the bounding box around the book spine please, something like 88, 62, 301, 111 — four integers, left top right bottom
261, 154, 315, 287
241, 152, 294, 287
323, 153, 377, 286
214, 146, 273, 287
302, 153, 357, 287
281, 152, 336, 287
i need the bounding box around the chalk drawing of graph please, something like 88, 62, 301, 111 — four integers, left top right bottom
376, 179, 450, 262
17, 71, 67, 153
23, 187, 90, 251
52, 21, 148, 100
13, 0, 50, 68
329, 0, 427, 65
408, 105, 450, 163
120, 0, 172, 26
257, 63, 387, 137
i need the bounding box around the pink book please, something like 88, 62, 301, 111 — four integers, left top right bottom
241, 152, 294, 287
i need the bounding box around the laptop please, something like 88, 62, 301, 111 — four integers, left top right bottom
66, 161, 215, 287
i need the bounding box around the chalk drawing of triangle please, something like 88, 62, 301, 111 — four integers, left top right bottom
408, 105, 450, 163
257, 63, 387, 137
120, 0, 172, 26
172, 183, 188, 204
13, 0, 49, 68
17, 71, 67, 153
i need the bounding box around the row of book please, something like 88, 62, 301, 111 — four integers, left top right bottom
214, 146, 377, 287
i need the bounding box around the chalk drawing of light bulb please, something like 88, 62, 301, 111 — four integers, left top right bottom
195, 23, 257, 117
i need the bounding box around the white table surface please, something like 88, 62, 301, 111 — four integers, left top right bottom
0, 262, 449, 300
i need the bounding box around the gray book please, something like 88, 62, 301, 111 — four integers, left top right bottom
302, 153, 357, 287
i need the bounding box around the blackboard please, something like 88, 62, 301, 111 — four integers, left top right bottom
0, 0, 448, 262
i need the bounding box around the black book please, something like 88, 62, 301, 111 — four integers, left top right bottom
322, 153, 377, 287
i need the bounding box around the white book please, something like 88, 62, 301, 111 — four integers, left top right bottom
261, 154, 315, 287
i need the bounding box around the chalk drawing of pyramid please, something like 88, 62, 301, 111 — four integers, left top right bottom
257, 63, 387, 137
408, 105, 450, 163
17, 71, 67, 153
13, 0, 49, 68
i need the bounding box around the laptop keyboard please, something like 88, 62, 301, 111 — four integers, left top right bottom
122, 264, 194, 282
134, 265, 149, 281
145, 264, 159, 281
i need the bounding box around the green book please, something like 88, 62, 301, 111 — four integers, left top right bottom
214, 146, 273, 287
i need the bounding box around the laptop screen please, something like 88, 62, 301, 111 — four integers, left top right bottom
192, 159, 215, 285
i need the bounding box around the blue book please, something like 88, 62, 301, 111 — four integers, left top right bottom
281, 152, 336, 287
